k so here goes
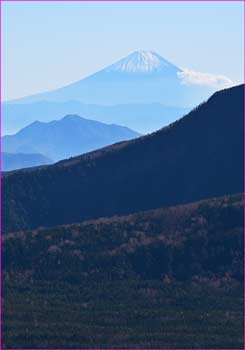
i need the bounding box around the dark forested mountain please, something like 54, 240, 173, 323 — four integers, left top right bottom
4, 193, 243, 283
2, 152, 53, 171
3, 194, 243, 349
3, 85, 243, 233
2, 115, 140, 161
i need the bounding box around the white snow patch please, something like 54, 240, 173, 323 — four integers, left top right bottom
106, 50, 177, 73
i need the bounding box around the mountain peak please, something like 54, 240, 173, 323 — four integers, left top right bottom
62, 114, 82, 122
105, 50, 179, 74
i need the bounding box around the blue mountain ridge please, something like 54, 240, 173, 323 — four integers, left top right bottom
2, 114, 140, 161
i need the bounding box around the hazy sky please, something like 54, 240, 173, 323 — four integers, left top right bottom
2, 1, 244, 101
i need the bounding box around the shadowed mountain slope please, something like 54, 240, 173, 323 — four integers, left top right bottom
3, 193, 243, 349
3, 84, 243, 233
4, 193, 243, 282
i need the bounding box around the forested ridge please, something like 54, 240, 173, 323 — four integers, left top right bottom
3, 85, 244, 233
3, 193, 243, 349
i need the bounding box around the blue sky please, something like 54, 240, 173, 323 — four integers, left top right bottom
2, 1, 244, 101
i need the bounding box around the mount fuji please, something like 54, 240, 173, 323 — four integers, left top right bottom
9, 50, 214, 107
4, 51, 223, 135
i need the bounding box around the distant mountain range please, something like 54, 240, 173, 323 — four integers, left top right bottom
3, 84, 243, 233
2, 101, 189, 135
3, 50, 215, 135
2, 152, 53, 172
2, 115, 140, 162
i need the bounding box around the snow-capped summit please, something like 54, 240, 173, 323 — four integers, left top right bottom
105, 50, 180, 74
7, 50, 214, 113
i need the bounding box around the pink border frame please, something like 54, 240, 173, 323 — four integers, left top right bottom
0, 0, 244, 349
0, 0, 243, 2
0, 0, 244, 2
